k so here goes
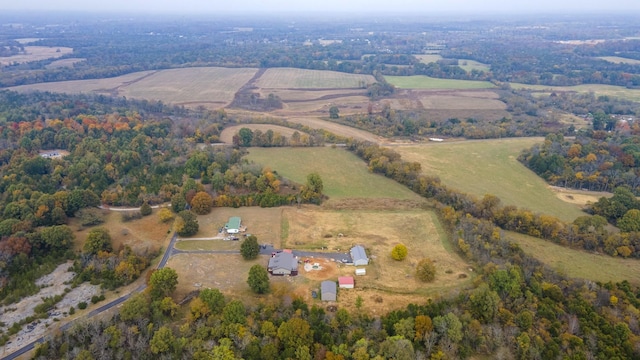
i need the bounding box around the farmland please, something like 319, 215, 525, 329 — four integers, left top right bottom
256, 68, 375, 89
393, 138, 587, 222
597, 56, 640, 65
458, 59, 491, 72
0, 46, 73, 65
385, 75, 496, 89
219, 124, 303, 144
507, 231, 640, 285
245, 147, 421, 200
510, 82, 640, 102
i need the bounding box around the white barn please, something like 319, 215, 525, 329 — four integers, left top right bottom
350, 245, 369, 266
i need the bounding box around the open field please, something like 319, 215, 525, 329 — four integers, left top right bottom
184, 207, 284, 247
219, 124, 303, 144
282, 208, 473, 297
458, 59, 491, 72
120, 67, 257, 106
417, 92, 506, 110
385, 75, 496, 89
256, 68, 375, 89
416, 54, 443, 63
245, 147, 421, 200
69, 209, 172, 254
393, 138, 587, 222
271, 94, 371, 116
597, 56, 640, 65
549, 186, 612, 206
510, 82, 640, 102
507, 231, 640, 285
45, 58, 86, 69
9, 70, 157, 94
0, 46, 73, 65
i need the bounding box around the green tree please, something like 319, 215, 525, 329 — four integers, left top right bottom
247, 264, 270, 294
277, 317, 312, 351
238, 128, 254, 147
433, 312, 463, 343
177, 210, 199, 236
379, 335, 415, 360
300, 172, 324, 204
416, 258, 436, 282
199, 288, 225, 313
223, 300, 246, 325
618, 209, 640, 232
329, 106, 340, 119
391, 244, 408, 261
140, 201, 152, 216
120, 293, 150, 322
171, 193, 187, 213
240, 235, 260, 260
150, 326, 174, 354
469, 284, 500, 323
83, 227, 112, 255
149, 268, 178, 300
39, 225, 74, 252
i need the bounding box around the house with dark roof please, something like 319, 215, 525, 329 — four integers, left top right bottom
350, 245, 369, 266
321, 281, 336, 301
267, 252, 298, 276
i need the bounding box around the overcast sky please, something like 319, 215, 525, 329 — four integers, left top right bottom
3, 0, 640, 14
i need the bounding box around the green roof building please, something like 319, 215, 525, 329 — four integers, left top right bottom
225, 217, 242, 233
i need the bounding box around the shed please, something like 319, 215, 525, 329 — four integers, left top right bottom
321, 281, 337, 301
355, 268, 366, 276
268, 252, 298, 276
225, 217, 242, 234
339, 276, 354, 289
350, 245, 369, 266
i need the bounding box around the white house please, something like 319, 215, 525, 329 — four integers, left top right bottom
355, 268, 366, 276
350, 245, 369, 266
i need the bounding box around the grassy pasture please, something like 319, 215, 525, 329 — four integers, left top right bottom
458, 59, 491, 72
510, 82, 640, 102
45, 58, 85, 69
507, 231, 640, 285
597, 56, 640, 65
69, 209, 172, 255
0, 46, 73, 65
256, 68, 375, 89
416, 54, 443, 63
418, 94, 506, 110
385, 75, 496, 89
219, 124, 303, 144
245, 147, 421, 200
283, 116, 381, 142
120, 67, 257, 105
393, 138, 587, 222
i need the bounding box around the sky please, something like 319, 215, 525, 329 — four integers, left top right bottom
2, 0, 640, 15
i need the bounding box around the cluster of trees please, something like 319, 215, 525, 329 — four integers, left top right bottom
233, 128, 323, 148
520, 132, 640, 194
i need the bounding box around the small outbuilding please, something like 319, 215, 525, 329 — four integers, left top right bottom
321, 281, 337, 301
339, 276, 354, 289
268, 252, 298, 276
225, 217, 242, 234
355, 268, 366, 276
350, 245, 369, 266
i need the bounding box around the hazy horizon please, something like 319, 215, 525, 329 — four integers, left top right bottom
2, 0, 640, 16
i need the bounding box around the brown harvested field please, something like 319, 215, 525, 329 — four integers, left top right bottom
219, 124, 303, 144
186, 207, 284, 247
69, 209, 172, 254
276, 96, 371, 115
120, 67, 258, 106
256, 68, 375, 89
418, 94, 506, 110
45, 58, 85, 69
421, 109, 511, 122
262, 88, 368, 102
0, 46, 73, 65
281, 208, 472, 295
10, 70, 157, 95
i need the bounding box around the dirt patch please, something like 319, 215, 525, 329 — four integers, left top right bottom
549, 186, 611, 207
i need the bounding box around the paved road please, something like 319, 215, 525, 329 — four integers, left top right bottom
1, 234, 177, 360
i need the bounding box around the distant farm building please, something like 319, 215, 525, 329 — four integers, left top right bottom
321, 281, 337, 301
350, 245, 369, 266
267, 252, 298, 276
225, 217, 242, 234
355, 268, 366, 276
339, 276, 354, 289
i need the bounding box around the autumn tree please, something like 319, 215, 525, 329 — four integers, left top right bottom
157, 208, 174, 223
39, 225, 74, 252
300, 172, 324, 204
176, 210, 198, 237
170, 193, 187, 213
618, 209, 640, 232
247, 264, 270, 294
416, 258, 436, 282
149, 267, 178, 300
199, 288, 225, 313
191, 191, 213, 215
240, 235, 260, 260
391, 244, 408, 261
84, 227, 113, 255
140, 201, 152, 216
